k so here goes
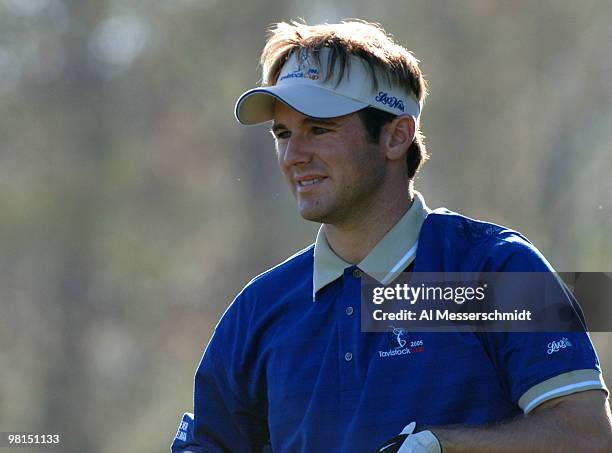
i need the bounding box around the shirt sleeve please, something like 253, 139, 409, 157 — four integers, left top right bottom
170, 412, 204, 453
482, 330, 607, 414
170, 292, 269, 452
481, 233, 608, 414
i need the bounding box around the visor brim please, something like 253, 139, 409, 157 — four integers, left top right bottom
234, 84, 368, 125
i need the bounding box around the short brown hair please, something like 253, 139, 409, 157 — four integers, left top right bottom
260, 20, 429, 179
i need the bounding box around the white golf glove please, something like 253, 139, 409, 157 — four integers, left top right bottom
374, 421, 442, 453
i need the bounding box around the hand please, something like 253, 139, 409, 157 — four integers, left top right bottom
373, 422, 442, 453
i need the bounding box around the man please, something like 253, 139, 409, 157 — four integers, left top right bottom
171, 21, 611, 452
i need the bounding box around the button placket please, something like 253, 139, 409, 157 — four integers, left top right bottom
338, 268, 363, 423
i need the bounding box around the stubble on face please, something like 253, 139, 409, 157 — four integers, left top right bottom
306, 152, 386, 227
273, 103, 388, 228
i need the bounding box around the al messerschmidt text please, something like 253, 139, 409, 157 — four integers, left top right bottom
372, 309, 532, 321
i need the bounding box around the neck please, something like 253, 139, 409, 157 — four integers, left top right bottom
323, 189, 414, 264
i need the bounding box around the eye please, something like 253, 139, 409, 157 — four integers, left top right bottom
312, 127, 329, 135
271, 129, 291, 140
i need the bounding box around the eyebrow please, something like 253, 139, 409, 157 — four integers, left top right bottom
271, 118, 341, 134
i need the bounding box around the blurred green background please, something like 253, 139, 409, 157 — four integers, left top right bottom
0, 1, 610, 451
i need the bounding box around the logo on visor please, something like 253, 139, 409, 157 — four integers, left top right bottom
280, 68, 320, 82
375, 91, 405, 112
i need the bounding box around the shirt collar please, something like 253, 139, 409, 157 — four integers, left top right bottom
313, 191, 430, 299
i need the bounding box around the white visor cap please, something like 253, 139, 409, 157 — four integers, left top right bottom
234, 48, 421, 126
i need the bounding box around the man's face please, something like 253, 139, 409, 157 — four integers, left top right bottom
272, 101, 388, 226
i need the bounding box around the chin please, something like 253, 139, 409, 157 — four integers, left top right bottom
298, 210, 326, 223
297, 204, 330, 223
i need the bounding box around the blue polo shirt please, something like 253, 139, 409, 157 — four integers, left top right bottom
171, 194, 607, 453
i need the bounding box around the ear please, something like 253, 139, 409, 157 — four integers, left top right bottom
380, 115, 415, 161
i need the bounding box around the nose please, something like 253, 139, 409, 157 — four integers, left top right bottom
279, 135, 313, 169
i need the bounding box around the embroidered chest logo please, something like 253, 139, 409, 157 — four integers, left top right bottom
392, 327, 407, 348
378, 327, 425, 358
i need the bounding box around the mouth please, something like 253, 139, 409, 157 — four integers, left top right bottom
298, 177, 324, 186
295, 176, 328, 191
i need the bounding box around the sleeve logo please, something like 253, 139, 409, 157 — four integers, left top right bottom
547, 337, 572, 355
175, 420, 188, 441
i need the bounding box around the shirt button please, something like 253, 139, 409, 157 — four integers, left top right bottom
352, 269, 363, 278
345, 306, 354, 316
344, 352, 353, 362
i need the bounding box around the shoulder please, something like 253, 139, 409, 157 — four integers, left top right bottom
418, 208, 554, 272
423, 208, 526, 244
217, 244, 314, 325
245, 243, 315, 296
204, 244, 315, 362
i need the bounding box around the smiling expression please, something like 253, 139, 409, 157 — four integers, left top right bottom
272, 102, 390, 226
